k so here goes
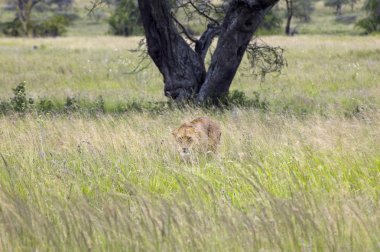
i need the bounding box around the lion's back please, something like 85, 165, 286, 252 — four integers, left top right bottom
191, 117, 221, 150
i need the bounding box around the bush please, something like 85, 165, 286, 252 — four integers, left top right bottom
3, 15, 70, 37
0, 100, 12, 114
356, 17, 378, 33
65, 96, 80, 112
257, 10, 282, 35
32, 15, 70, 37
11, 82, 34, 113
3, 19, 26, 37
37, 98, 55, 113
108, 0, 143, 36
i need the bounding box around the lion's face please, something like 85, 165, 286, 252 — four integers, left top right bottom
172, 124, 199, 157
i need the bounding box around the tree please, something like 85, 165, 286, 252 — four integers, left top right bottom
356, 0, 380, 33
285, 0, 293, 35
3, 0, 72, 37
285, 0, 314, 35
349, 0, 357, 11
324, 0, 349, 16
137, 0, 281, 103
294, 0, 314, 22
109, 0, 142, 36
14, 0, 41, 36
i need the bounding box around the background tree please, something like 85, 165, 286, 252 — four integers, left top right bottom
356, 0, 380, 33
51, 0, 74, 11
14, 0, 41, 36
258, 9, 282, 34
285, 0, 293, 35
285, 0, 314, 35
3, 0, 73, 36
137, 0, 283, 103
324, 0, 349, 16
349, 0, 357, 11
294, 0, 314, 22
108, 0, 142, 36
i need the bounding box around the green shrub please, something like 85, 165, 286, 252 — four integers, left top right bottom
37, 98, 55, 113
65, 96, 80, 112
3, 19, 27, 37
356, 0, 380, 33
0, 100, 12, 114
33, 15, 70, 37
257, 10, 282, 35
3, 15, 70, 37
11, 82, 34, 113
356, 17, 379, 33
108, 0, 143, 36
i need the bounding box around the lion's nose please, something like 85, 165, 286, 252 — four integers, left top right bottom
182, 148, 189, 153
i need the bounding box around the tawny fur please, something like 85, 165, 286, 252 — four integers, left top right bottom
172, 117, 221, 157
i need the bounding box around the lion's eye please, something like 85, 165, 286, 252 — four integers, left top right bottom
178, 137, 185, 143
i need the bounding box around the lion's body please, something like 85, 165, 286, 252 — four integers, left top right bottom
173, 117, 221, 158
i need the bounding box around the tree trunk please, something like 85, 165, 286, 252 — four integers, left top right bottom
336, 3, 342, 16
138, 0, 279, 103
285, 0, 293, 35
138, 0, 205, 100
16, 0, 40, 36
197, 1, 274, 102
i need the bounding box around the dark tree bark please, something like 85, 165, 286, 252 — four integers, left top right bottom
285, 0, 293, 35
138, 0, 205, 100
138, 0, 279, 103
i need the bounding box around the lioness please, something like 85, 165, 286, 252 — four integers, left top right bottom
172, 117, 221, 159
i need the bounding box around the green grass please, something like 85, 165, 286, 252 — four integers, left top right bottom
0, 4, 380, 250
2, 35, 379, 116
0, 111, 379, 251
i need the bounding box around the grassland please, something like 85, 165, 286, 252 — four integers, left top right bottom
0, 35, 379, 115
1, 0, 380, 246
0, 110, 379, 251
0, 34, 379, 251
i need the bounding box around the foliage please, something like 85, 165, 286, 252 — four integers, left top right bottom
293, 0, 315, 22
10, 82, 34, 112
37, 98, 55, 113
246, 41, 287, 80
325, 0, 349, 15
356, 0, 380, 33
3, 15, 71, 37
108, 0, 142, 36
3, 18, 26, 37
33, 15, 70, 37
257, 9, 283, 34
50, 0, 74, 10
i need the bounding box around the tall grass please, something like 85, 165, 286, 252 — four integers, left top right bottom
0, 36, 379, 116
0, 32, 379, 251
0, 110, 379, 251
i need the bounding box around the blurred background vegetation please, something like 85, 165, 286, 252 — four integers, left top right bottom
0, 0, 379, 38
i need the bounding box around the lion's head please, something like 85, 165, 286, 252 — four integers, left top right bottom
172, 123, 199, 158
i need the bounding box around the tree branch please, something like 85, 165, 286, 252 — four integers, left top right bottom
170, 12, 198, 44
195, 24, 221, 61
